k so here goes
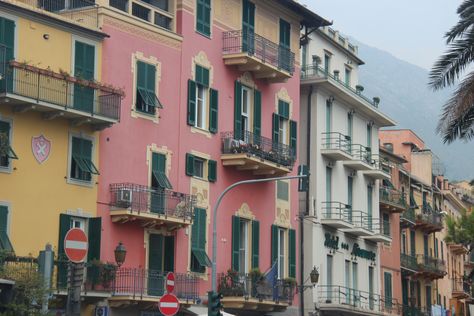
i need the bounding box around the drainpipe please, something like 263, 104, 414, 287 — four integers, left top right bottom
300, 84, 313, 316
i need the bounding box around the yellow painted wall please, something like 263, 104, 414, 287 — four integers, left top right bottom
0, 107, 99, 257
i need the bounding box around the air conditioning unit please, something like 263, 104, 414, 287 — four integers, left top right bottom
117, 189, 132, 208
95, 306, 108, 316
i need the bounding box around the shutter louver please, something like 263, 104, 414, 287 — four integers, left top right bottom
209, 88, 218, 134
251, 220, 259, 269
234, 81, 242, 140
232, 216, 240, 271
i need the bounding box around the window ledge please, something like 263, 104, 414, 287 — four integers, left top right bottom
189, 270, 208, 281
67, 177, 95, 188
131, 108, 160, 123
0, 166, 12, 174
191, 126, 212, 138
196, 30, 212, 40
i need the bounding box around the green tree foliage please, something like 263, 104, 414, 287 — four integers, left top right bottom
429, 0, 474, 143
444, 209, 474, 247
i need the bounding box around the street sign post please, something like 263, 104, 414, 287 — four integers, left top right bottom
64, 228, 88, 263
165, 272, 175, 293
158, 293, 180, 316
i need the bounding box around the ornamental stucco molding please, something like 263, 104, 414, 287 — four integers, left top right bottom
235, 203, 255, 220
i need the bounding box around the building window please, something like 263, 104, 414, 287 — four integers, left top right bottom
234, 81, 261, 141
345, 68, 351, 86
232, 216, 259, 272
190, 208, 211, 273
272, 100, 297, 156
0, 205, 13, 252
187, 66, 218, 133
326, 255, 333, 285
277, 181, 289, 201
384, 272, 392, 308
271, 225, 296, 279
196, 0, 211, 36
0, 120, 18, 169
277, 228, 285, 279
148, 233, 175, 283
70, 136, 99, 183
185, 153, 217, 182
326, 167, 332, 202
136, 61, 162, 115
324, 53, 331, 73
382, 213, 390, 236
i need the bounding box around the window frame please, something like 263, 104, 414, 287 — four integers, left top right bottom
241, 86, 252, 135
0, 118, 15, 173
238, 219, 250, 274
277, 227, 286, 279
193, 157, 205, 179
195, 83, 207, 129
67, 133, 97, 187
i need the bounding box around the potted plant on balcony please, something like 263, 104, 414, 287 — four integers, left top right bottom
87, 260, 117, 290
355, 85, 364, 94
218, 269, 245, 297
373, 97, 380, 106
281, 277, 297, 300
333, 70, 340, 80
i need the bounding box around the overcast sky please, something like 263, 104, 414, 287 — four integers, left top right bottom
299, 0, 462, 70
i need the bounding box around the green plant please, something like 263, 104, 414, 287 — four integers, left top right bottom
249, 268, 263, 281
283, 277, 297, 287
88, 260, 117, 288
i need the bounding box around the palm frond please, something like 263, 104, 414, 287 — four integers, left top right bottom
429, 30, 474, 90
457, 0, 474, 16
437, 71, 474, 143
445, 0, 474, 42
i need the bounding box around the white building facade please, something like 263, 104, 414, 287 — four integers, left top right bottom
299, 27, 396, 315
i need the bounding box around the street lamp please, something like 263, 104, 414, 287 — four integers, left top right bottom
114, 241, 127, 267
298, 266, 319, 293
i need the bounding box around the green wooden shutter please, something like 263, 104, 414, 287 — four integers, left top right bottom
232, 216, 240, 271
208, 159, 217, 182
278, 101, 289, 119
0, 18, 15, 62
0, 206, 7, 232
146, 63, 156, 95
251, 220, 259, 269
384, 272, 392, 307
149, 234, 164, 271
197, 208, 206, 249
191, 208, 201, 249
290, 120, 297, 157
163, 236, 175, 272
87, 217, 101, 262
289, 228, 296, 278
195, 65, 210, 87
209, 88, 218, 134
234, 81, 242, 140
253, 89, 261, 137
196, 0, 211, 36
272, 113, 280, 143
185, 153, 194, 176
187, 80, 197, 126
137, 61, 147, 90
271, 224, 278, 264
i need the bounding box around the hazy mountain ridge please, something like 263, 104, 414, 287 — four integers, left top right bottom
353, 40, 472, 180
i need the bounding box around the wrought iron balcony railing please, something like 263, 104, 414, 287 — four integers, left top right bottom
1, 62, 122, 122
217, 271, 295, 305
222, 30, 295, 74
300, 64, 379, 108
321, 202, 352, 222
221, 130, 295, 168
416, 255, 446, 275
17, 0, 99, 29
350, 210, 374, 232
380, 186, 407, 209
401, 208, 416, 223
416, 208, 443, 228
402, 305, 430, 316
110, 183, 195, 222
350, 144, 372, 164
400, 253, 418, 271
318, 285, 401, 314
321, 132, 352, 153
113, 268, 199, 301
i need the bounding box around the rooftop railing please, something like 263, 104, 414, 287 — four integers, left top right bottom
222, 30, 295, 74
321, 132, 351, 153
380, 186, 407, 209
217, 271, 295, 305
318, 285, 401, 314
300, 64, 379, 108
221, 130, 295, 168
110, 183, 196, 222
17, 0, 99, 29
1, 61, 122, 121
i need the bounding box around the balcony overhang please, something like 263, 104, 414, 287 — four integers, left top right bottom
343, 160, 373, 171
362, 169, 391, 180
221, 153, 292, 176
341, 226, 374, 237
321, 218, 353, 229
221, 297, 289, 313
452, 290, 470, 299
321, 148, 353, 161
448, 243, 468, 255
364, 234, 391, 243
223, 53, 291, 83
380, 200, 407, 213
108, 295, 193, 309
318, 303, 385, 316
414, 219, 443, 233
110, 209, 192, 231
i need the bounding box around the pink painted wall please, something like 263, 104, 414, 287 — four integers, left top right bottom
97, 3, 301, 305
379, 129, 425, 172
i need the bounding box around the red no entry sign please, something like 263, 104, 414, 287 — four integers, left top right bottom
64, 228, 88, 263
166, 272, 175, 293
158, 293, 180, 316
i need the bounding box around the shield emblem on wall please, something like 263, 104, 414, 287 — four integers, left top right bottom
32, 135, 51, 164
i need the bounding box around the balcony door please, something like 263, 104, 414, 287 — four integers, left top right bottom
148, 234, 174, 296
150, 152, 168, 214
279, 19, 291, 71
242, 0, 255, 53
73, 41, 95, 113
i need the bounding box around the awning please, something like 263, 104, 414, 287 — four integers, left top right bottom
137, 88, 163, 109
191, 248, 212, 267
72, 155, 99, 175
152, 171, 173, 189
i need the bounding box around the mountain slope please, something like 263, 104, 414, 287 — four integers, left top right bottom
354, 40, 472, 180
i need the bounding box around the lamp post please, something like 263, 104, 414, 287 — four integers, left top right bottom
297, 266, 319, 293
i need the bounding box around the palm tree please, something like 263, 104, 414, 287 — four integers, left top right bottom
429, 0, 474, 143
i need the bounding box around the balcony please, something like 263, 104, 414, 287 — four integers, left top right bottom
301, 65, 394, 126
221, 131, 295, 176
364, 219, 391, 243
400, 253, 418, 273
452, 278, 470, 299
109, 183, 195, 231
321, 202, 353, 229
218, 271, 295, 313
342, 210, 375, 237
415, 255, 446, 279
318, 285, 401, 316
109, 268, 198, 308
0, 61, 122, 129
321, 132, 353, 161
343, 144, 373, 171
15, 0, 99, 29
400, 208, 416, 227
222, 30, 295, 83
414, 206, 443, 233
402, 305, 430, 316
362, 155, 391, 180
380, 187, 407, 213
447, 243, 468, 255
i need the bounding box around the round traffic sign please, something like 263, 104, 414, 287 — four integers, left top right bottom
64, 228, 88, 263
166, 272, 175, 293
158, 293, 180, 316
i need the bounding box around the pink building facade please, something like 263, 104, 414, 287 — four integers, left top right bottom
95, 1, 328, 315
